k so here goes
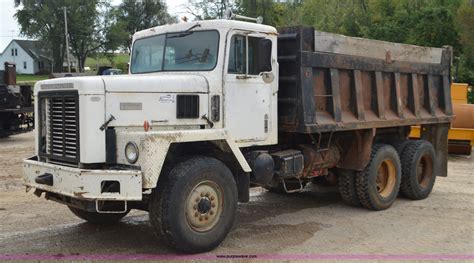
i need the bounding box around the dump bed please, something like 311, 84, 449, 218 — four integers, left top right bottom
277, 26, 453, 133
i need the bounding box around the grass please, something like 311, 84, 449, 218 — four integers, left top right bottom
85, 53, 129, 69
14, 53, 129, 85
16, 74, 49, 85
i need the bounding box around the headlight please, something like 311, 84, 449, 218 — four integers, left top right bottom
125, 142, 139, 164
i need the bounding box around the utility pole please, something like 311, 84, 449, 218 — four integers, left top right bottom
63, 7, 71, 73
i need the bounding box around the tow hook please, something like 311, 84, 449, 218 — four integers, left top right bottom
35, 173, 53, 186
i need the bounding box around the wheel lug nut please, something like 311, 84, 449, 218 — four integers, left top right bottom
206, 192, 210, 197
199, 216, 203, 221
200, 192, 205, 197
195, 197, 200, 202
211, 203, 216, 208
193, 205, 197, 210
210, 196, 215, 201
210, 211, 214, 215
194, 212, 198, 217
205, 216, 209, 220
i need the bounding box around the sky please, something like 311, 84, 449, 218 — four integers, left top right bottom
0, 0, 190, 53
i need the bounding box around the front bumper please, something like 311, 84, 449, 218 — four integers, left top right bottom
22, 157, 143, 201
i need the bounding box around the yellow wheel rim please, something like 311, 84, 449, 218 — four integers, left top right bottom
376, 159, 397, 198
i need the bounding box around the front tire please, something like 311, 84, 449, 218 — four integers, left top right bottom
356, 144, 401, 211
149, 156, 238, 253
68, 206, 129, 224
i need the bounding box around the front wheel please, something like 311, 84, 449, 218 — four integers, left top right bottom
149, 156, 238, 253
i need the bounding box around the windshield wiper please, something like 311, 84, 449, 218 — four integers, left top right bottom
167, 23, 201, 39
185, 22, 201, 32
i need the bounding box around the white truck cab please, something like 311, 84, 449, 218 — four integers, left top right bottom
23, 19, 279, 253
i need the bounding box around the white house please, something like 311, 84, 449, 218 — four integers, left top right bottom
0, 39, 53, 74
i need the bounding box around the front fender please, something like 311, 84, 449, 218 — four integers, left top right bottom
116, 129, 251, 188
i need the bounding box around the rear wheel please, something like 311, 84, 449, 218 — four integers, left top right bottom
149, 156, 238, 253
68, 206, 129, 224
337, 169, 361, 207
356, 144, 401, 211
399, 140, 436, 200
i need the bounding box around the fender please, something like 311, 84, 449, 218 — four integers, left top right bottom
116, 129, 251, 188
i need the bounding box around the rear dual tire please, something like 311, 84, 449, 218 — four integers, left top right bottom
337, 169, 361, 207
399, 140, 436, 200
356, 144, 401, 211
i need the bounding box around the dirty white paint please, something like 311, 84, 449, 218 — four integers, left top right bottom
116, 129, 251, 189
25, 19, 279, 201
23, 158, 142, 201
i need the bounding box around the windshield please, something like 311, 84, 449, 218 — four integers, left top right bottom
131, 30, 219, 74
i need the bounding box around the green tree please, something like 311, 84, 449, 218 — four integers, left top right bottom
187, 0, 237, 20
455, 0, 474, 85
15, 0, 69, 72
15, 0, 110, 72
66, 0, 106, 72
114, 0, 175, 51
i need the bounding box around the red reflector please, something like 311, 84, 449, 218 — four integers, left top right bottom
143, 120, 150, 132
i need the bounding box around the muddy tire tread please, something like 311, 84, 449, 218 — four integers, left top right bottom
149, 156, 237, 253
356, 144, 401, 211
400, 140, 436, 200
337, 169, 361, 207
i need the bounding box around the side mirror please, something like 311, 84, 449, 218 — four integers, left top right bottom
258, 39, 272, 73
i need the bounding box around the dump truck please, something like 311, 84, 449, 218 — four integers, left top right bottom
0, 62, 34, 138
23, 17, 453, 253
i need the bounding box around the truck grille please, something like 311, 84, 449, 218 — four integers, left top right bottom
38, 90, 79, 165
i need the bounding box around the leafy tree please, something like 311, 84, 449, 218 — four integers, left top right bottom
15, 0, 69, 72
455, 0, 474, 85
66, 0, 106, 72
15, 0, 110, 72
406, 6, 461, 51
113, 0, 175, 51
187, 0, 237, 20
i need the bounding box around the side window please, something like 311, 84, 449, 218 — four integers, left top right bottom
248, 37, 261, 75
228, 35, 246, 74
228, 35, 270, 75
11, 49, 14, 56
23, 61, 27, 69
15, 49, 18, 56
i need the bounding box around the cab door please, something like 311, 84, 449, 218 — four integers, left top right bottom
223, 31, 276, 145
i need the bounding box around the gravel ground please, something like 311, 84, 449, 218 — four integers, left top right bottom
0, 132, 473, 261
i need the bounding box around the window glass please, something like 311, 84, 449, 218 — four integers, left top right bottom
11, 49, 14, 56
248, 37, 261, 75
228, 35, 246, 74
163, 31, 219, 71
23, 61, 27, 69
131, 34, 165, 74
228, 35, 266, 75
131, 30, 219, 74
15, 49, 18, 56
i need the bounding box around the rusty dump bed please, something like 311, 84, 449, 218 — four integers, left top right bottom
277, 26, 454, 133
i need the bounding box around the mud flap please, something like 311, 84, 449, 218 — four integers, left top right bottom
421, 123, 450, 177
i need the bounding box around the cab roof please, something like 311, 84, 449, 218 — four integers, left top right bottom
133, 19, 277, 41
